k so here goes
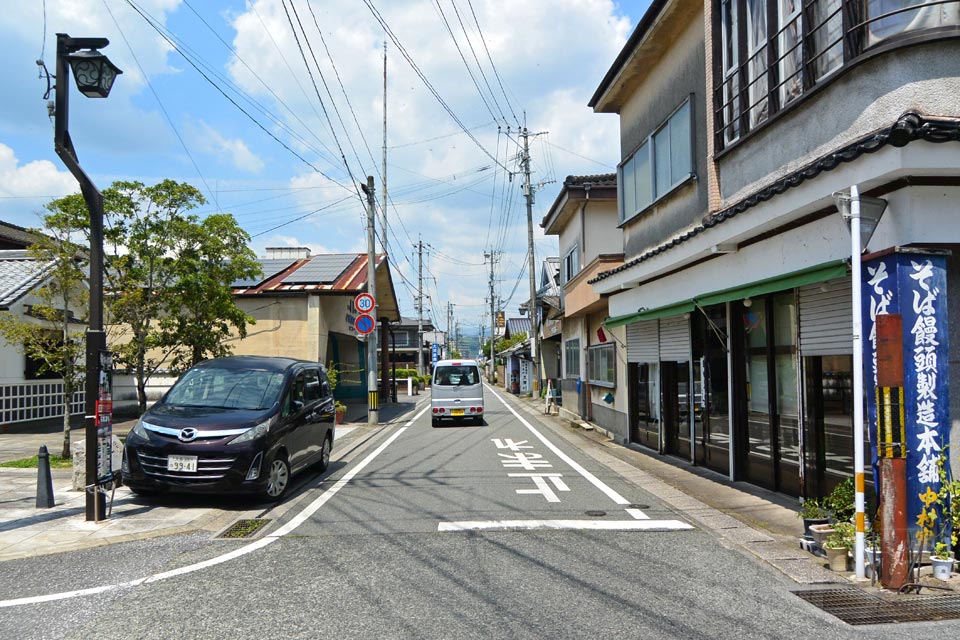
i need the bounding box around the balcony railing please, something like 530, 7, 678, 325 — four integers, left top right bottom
714, 0, 960, 151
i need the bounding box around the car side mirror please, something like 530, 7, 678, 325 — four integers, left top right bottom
292, 400, 304, 413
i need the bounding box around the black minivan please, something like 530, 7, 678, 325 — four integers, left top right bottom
122, 356, 336, 501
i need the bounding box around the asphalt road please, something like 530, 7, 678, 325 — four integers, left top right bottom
0, 387, 955, 639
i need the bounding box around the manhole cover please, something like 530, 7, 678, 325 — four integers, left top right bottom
218, 518, 271, 539
585, 510, 607, 517
626, 504, 650, 510
794, 587, 960, 625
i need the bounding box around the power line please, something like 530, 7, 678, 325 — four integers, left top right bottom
466, 0, 521, 128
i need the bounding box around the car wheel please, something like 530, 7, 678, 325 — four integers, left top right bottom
316, 434, 332, 472
264, 453, 290, 501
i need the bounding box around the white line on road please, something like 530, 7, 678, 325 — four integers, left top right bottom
625, 508, 650, 520
485, 385, 633, 507
438, 519, 693, 532
0, 405, 430, 609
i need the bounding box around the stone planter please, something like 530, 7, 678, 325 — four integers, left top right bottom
802, 517, 830, 541
808, 523, 835, 551
931, 555, 955, 580
824, 546, 850, 572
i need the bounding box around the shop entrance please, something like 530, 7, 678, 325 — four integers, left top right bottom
734, 292, 801, 496
692, 304, 730, 475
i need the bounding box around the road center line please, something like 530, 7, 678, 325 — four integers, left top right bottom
438, 519, 693, 532
0, 406, 427, 609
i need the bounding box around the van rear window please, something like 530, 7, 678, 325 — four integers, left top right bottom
433, 365, 479, 386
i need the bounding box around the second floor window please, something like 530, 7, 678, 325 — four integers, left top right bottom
563, 246, 580, 283
618, 98, 694, 223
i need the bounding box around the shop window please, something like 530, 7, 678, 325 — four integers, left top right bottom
588, 343, 616, 388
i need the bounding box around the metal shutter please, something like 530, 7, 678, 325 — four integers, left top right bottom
799, 277, 852, 356
626, 320, 659, 363
658, 315, 690, 362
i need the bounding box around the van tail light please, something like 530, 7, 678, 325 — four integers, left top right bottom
432, 408, 438, 414
246, 452, 263, 481
477, 407, 483, 413
469, 407, 475, 413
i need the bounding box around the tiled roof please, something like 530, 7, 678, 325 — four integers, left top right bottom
232, 253, 383, 295
563, 173, 617, 188
505, 317, 531, 338
0, 251, 54, 309
0, 221, 40, 249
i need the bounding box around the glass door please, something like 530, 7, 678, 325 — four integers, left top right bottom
629, 362, 660, 450
693, 305, 731, 474
742, 299, 775, 489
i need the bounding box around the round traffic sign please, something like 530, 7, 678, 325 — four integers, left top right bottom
354, 313, 375, 335
354, 293, 375, 314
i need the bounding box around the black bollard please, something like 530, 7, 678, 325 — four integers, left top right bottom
36, 445, 55, 508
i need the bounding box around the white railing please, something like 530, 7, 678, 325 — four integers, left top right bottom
0, 381, 84, 425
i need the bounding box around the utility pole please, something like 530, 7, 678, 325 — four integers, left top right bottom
361, 176, 379, 426
485, 250, 496, 382
417, 236, 424, 376
447, 302, 454, 357
520, 128, 539, 396
382, 40, 388, 257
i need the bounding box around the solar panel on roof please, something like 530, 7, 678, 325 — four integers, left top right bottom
282, 254, 357, 284
232, 258, 297, 287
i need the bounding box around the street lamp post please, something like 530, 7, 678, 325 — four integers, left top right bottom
52, 33, 122, 522
833, 186, 888, 580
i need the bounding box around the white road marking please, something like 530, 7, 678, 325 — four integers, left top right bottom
0, 405, 430, 609
486, 385, 634, 508
438, 519, 693, 532
625, 508, 650, 520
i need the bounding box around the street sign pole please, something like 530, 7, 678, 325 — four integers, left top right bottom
361, 176, 379, 426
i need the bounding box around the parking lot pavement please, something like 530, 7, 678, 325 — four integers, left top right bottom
0, 395, 425, 562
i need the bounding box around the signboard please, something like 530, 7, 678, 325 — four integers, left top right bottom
354, 313, 376, 335
96, 350, 114, 483
431, 342, 439, 364
354, 293, 375, 314
862, 250, 950, 544
496, 311, 505, 328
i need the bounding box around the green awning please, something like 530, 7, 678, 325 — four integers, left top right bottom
604, 260, 847, 328
693, 260, 847, 307
605, 300, 696, 328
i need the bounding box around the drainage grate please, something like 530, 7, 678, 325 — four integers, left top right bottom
218, 518, 271, 539
794, 587, 960, 625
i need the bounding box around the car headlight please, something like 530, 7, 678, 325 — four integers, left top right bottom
131, 418, 151, 439
228, 418, 273, 445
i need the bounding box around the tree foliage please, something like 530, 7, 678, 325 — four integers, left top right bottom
0, 213, 87, 457
45, 180, 261, 410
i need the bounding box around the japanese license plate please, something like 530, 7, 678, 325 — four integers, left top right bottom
168, 455, 198, 473
451, 409, 465, 416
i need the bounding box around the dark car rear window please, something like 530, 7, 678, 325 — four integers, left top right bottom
433, 365, 480, 386
165, 367, 285, 410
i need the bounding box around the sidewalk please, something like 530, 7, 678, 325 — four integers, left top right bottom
0, 394, 424, 562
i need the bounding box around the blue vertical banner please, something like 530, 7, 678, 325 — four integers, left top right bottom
862, 250, 950, 544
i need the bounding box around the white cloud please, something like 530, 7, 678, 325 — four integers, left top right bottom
190, 121, 266, 173
0, 144, 78, 198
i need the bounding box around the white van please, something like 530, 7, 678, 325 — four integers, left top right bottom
430, 359, 484, 427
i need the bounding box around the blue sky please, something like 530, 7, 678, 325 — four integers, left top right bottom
1, 0, 649, 334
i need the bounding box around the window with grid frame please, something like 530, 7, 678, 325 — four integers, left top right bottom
564, 338, 581, 378
618, 97, 694, 223
588, 343, 616, 388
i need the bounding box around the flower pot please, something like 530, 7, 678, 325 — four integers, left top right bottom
931, 556, 955, 580
802, 517, 830, 540
808, 523, 835, 551
824, 546, 850, 572
335, 409, 346, 425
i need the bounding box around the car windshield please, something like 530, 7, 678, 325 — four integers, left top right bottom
164, 367, 285, 410
433, 365, 479, 386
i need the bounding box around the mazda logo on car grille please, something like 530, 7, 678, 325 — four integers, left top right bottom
178, 428, 198, 442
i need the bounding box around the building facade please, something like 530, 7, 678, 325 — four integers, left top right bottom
589, 0, 960, 499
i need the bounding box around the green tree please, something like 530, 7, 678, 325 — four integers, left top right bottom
0, 214, 87, 457
45, 180, 262, 406
157, 213, 261, 372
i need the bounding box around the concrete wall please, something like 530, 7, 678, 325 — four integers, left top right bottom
582, 199, 621, 263
618, 10, 709, 259
717, 41, 960, 204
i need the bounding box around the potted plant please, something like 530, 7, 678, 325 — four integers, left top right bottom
931, 541, 955, 580
334, 401, 347, 425
798, 497, 831, 541
824, 522, 854, 572
826, 478, 855, 523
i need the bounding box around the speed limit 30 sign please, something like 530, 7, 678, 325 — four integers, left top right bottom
354, 293, 375, 314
